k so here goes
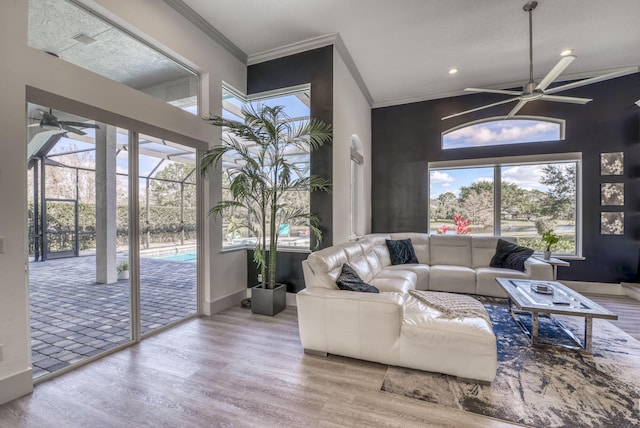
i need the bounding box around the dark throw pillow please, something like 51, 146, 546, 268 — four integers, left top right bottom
385, 239, 419, 265
490, 239, 534, 272
336, 263, 380, 293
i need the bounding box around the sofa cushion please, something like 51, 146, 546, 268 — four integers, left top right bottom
490, 239, 534, 272
370, 276, 414, 293
382, 264, 430, 291
386, 239, 419, 265
476, 267, 529, 297
306, 246, 348, 289
376, 268, 418, 286
428, 265, 476, 294
336, 264, 380, 293
429, 235, 472, 266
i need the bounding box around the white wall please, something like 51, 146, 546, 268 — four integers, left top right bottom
0, 0, 247, 404
332, 47, 372, 244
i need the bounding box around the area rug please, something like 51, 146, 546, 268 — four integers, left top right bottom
381, 298, 640, 427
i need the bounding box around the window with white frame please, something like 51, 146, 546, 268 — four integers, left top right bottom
220, 85, 312, 249
429, 154, 581, 256
350, 135, 364, 238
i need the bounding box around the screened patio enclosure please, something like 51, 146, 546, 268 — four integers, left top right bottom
26, 102, 199, 379
27, 102, 197, 265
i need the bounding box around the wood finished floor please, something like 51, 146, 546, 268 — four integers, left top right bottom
586, 293, 640, 340
1, 295, 638, 428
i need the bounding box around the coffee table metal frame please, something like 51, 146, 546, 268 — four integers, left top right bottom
495, 278, 618, 354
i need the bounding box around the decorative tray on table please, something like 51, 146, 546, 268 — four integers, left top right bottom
530, 283, 554, 295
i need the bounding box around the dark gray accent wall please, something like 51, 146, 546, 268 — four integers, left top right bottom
246, 250, 308, 293
372, 74, 640, 283
248, 46, 333, 249
246, 46, 333, 291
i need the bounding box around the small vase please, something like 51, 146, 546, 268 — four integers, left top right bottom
543, 250, 551, 260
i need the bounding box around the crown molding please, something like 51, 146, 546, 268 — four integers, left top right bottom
333, 34, 373, 106
248, 33, 373, 107
247, 33, 337, 65
163, 0, 247, 63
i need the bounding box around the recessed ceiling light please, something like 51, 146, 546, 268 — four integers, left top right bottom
449, 68, 458, 75
560, 49, 573, 57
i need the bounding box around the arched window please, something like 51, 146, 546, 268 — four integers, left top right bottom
350, 135, 364, 238
442, 116, 564, 150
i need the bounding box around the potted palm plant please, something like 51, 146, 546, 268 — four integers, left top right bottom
201, 104, 332, 316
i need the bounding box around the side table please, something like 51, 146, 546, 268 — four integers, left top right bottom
534, 256, 570, 280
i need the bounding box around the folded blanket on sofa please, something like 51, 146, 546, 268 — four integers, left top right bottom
409, 290, 491, 325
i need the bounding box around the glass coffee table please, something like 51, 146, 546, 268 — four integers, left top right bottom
495, 278, 618, 354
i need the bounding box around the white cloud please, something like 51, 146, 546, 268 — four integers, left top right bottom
445, 120, 559, 147
430, 171, 454, 183
501, 165, 545, 190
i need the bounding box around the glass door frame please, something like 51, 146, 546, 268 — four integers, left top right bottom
27, 88, 204, 381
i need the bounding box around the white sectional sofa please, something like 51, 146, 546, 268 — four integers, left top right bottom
297, 233, 553, 382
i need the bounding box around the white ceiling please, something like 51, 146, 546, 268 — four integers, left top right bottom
181, 0, 640, 107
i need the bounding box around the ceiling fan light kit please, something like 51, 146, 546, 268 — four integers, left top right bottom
442, 1, 638, 121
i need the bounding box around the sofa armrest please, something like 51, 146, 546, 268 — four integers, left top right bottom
524, 257, 554, 281
296, 288, 403, 361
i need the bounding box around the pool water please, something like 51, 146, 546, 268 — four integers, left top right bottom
152, 252, 197, 263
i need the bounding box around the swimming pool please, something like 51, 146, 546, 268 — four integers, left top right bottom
151, 252, 197, 263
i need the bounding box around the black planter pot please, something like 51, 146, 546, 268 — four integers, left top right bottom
251, 283, 286, 316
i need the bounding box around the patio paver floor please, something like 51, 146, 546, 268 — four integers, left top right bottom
29, 255, 197, 378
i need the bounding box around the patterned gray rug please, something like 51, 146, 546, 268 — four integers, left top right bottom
381, 298, 640, 427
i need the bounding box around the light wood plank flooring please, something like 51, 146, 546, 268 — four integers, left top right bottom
1, 296, 638, 427
586, 294, 640, 340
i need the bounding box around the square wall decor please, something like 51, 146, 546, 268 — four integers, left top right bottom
601, 183, 624, 206
600, 152, 624, 175
601, 212, 624, 235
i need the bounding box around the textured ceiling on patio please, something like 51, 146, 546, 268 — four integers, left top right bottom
28, 0, 194, 91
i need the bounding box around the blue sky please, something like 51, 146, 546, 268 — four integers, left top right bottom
430, 164, 556, 198
443, 119, 561, 149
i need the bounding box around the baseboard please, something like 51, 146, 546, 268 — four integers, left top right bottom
205, 289, 247, 315
561, 281, 626, 296
0, 368, 33, 405
286, 292, 297, 307
621, 283, 640, 301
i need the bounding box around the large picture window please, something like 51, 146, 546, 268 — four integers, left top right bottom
221, 85, 312, 250
429, 154, 580, 256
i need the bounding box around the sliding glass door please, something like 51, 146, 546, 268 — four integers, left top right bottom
27, 103, 200, 380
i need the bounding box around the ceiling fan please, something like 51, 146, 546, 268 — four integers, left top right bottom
28, 108, 100, 136
442, 1, 638, 121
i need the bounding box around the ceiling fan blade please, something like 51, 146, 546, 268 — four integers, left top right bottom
545, 66, 638, 94
61, 121, 100, 129
535, 55, 576, 91
464, 88, 522, 96
506, 100, 528, 118
539, 94, 592, 104
61, 124, 87, 135
441, 97, 519, 120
